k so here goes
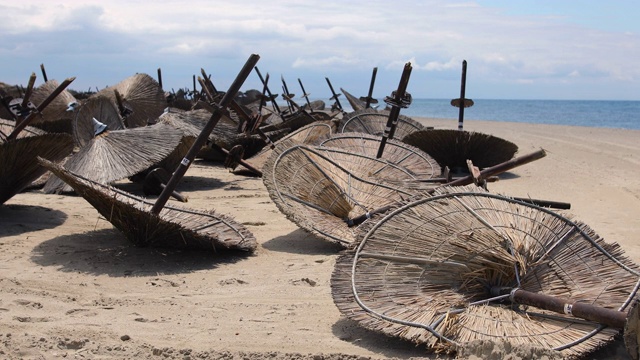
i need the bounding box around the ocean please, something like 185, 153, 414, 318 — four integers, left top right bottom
309, 98, 640, 130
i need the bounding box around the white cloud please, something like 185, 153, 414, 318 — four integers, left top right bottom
0, 0, 638, 99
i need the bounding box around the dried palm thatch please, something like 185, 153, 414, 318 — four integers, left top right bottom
331, 185, 640, 357
341, 88, 366, 112
320, 133, 441, 180
0, 119, 73, 204
94, 73, 166, 128
262, 144, 421, 246
243, 120, 338, 172
28, 79, 78, 133
38, 157, 256, 252
260, 108, 317, 134
73, 95, 125, 147
403, 129, 519, 169
339, 109, 424, 139
44, 122, 183, 193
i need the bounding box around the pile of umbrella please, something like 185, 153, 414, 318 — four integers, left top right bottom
2, 56, 639, 359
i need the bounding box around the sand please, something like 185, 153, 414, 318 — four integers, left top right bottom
1, 117, 639, 359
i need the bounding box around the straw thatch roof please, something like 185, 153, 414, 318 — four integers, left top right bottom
38, 157, 257, 252
28, 79, 78, 133
73, 95, 125, 147
320, 132, 441, 180
93, 73, 166, 128
0, 119, 73, 204
262, 144, 420, 246
243, 119, 338, 172
403, 129, 519, 169
331, 185, 640, 357
339, 109, 424, 139
44, 122, 183, 193
341, 88, 367, 112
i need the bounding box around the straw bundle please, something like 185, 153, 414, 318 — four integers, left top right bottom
27, 79, 78, 133
403, 129, 519, 169
244, 120, 338, 172
331, 185, 639, 357
38, 158, 256, 252
339, 109, 424, 139
44, 123, 183, 193
94, 73, 166, 128
320, 133, 441, 179
262, 144, 418, 246
73, 96, 125, 147
0, 119, 73, 204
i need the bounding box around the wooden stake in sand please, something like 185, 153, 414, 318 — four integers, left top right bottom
151, 54, 260, 215
361, 67, 378, 109
376, 62, 412, 159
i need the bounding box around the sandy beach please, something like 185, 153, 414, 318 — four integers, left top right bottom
2, 117, 639, 359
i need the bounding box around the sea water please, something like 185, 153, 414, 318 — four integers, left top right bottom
309, 98, 640, 130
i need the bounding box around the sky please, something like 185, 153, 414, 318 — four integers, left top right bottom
0, 1, 638, 101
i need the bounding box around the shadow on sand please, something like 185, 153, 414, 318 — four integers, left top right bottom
31, 227, 253, 277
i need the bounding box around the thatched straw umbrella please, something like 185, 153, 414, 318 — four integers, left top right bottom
320, 133, 441, 180
28, 79, 78, 133
241, 119, 339, 173
339, 109, 424, 139
38, 157, 256, 252
403, 129, 519, 170
44, 118, 183, 193
73, 95, 125, 147
341, 88, 366, 112
0, 119, 73, 204
331, 185, 640, 357
262, 144, 422, 246
93, 73, 166, 128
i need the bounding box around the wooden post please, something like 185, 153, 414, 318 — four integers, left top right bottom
325, 77, 343, 111
157, 68, 163, 89
40, 64, 48, 82
298, 78, 312, 109
20, 72, 37, 110
376, 62, 412, 158
254, 66, 282, 115
457, 60, 467, 131
364, 67, 378, 109
7, 77, 75, 140
151, 54, 260, 215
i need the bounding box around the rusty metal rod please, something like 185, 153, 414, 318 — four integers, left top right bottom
151, 54, 260, 215
8, 76, 75, 140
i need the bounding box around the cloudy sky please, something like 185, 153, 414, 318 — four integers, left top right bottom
1, 0, 638, 100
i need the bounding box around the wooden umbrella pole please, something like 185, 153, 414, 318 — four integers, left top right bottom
364, 67, 378, 109
325, 77, 344, 111
7, 76, 75, 140
434, 148, 546, 190
376, 62, 412, 159
20, 72, 37, 109
491, 286, 628, 329
254, 66, 282, 115
298, 78, 312, 109
457, 60, 467, 131
346, 148, 547, 227
40, 64, 48, 82
151, 54, 260, 215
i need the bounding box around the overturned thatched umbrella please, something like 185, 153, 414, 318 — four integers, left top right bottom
339, 108, 424, 139
44, 118, 183, 194
73, 95, 125, 147
341, 88, 367, 112
38, 157, 256, 252
331, 185, 640, 358
240, 119, 339, 173
320, 133, 441, 180
28, 79, 79, 133
94, 73, 166, 128
403, 129, 519, 170
262, 143, 422, 246
0, 119, 73, 204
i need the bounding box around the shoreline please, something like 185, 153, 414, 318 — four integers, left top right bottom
2, 119, 640, 359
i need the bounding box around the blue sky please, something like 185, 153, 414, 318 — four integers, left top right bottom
0, 1, 638, 100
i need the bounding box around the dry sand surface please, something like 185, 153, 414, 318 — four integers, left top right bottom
1, 117, 639, 359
